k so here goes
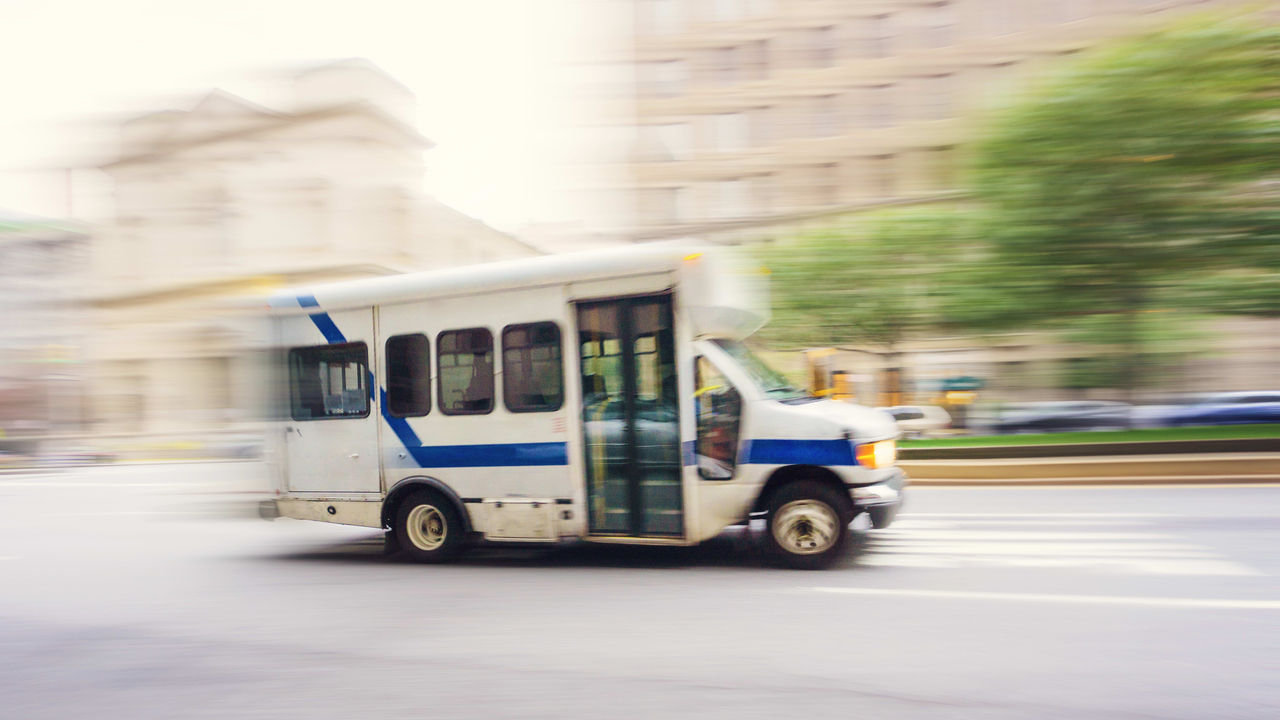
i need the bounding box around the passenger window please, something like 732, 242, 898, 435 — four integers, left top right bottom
288, 342, 370, 421
695, 356, 741, 480
386, 333, 430, 417
437, 328, 494, 415
502, 322, 564, 412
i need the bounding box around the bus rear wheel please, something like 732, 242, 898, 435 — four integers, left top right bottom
762, 481, 851, 570
394, 491, 466, 563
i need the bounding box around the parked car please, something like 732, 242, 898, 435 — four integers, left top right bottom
992, 401, 1132, 434
1159, 391, 1280, 427
881, 405, 951, 439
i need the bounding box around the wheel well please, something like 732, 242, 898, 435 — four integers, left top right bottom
751, 465, 851, 516
382, 477, 472, 533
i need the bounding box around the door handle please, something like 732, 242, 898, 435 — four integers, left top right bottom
348, 453, 359, 460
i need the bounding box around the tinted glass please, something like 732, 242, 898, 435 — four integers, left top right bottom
386, 334, 430, 417
503, 322, 564, 412
288, 343, 369, 420
695, 356, 741, 480
437, 328, 494, 415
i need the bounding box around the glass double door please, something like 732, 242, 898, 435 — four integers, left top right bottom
577, 294, 683, 536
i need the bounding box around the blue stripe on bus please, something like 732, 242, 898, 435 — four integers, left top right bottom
405, 441, 569, 468
742, 439, 857, 466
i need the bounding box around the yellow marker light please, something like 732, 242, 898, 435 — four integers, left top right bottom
856, 439, 897, 469
683, 252, 704, 263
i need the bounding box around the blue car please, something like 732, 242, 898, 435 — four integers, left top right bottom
1163, 391, 1280, 426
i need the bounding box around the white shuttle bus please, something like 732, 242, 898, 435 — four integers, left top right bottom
260, 244, 904, 569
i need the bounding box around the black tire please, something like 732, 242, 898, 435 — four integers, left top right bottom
393, 490, 467, 563
761, 480, 852, 570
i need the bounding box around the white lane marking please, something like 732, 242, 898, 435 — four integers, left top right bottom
902, 513, 1180, 518
872, 530, 1176, 541
53, 511, 208, 517
806, 587, 1280, 610
891, 519, 1156, 528
858, 518, 1263, 576
0, 482, 198, 488
855, 554, 1260, 576
866, 542, 1215, 557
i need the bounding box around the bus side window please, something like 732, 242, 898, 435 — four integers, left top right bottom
502, 322, 564, 412
694, 356, 741, 480
386, 333, 430, 417
437, 328, 494, 415
288, 342, 370, 421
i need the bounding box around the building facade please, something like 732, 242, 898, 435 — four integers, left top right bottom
88, 61, 539, 435
617, 0, 1257, 238
0, 213, 88, 443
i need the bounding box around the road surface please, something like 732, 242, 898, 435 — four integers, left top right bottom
0, 463, 1276, 719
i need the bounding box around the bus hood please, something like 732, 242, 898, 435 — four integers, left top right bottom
762, 398, 899, 444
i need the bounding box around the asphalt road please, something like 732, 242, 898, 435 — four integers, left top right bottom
1, 463, 1277, 719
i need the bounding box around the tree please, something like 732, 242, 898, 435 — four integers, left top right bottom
754, 207, 979, 399
971, 15, 1280, 395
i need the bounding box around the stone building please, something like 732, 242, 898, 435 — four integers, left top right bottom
0, 212, 88, 441
87, 60, 539, 435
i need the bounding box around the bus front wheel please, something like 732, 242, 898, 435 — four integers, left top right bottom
394, 491, 466, 563
761, 481, 851, 570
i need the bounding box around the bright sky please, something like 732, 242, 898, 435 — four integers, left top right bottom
0, 0, 613, 231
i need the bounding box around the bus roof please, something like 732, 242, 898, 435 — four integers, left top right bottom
267, 241, 705, 314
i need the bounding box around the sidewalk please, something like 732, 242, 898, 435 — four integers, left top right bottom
900, 453, 1280, 486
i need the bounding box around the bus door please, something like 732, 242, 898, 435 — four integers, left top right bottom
278, 308, 382, 494
576, 294, 683, 537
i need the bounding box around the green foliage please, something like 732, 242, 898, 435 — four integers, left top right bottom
967, 15, 1280, 391
973, 16, 1280, 318
755, 207, 979, 349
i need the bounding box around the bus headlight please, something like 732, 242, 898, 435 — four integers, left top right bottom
856, 439, 897, 469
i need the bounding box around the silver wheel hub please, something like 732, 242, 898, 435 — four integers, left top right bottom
406, 504, 447, 551
773, 499, 839, 555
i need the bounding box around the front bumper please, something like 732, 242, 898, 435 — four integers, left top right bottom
848, 467, 906, 529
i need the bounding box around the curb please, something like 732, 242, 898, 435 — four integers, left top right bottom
908, 476, 1280, 487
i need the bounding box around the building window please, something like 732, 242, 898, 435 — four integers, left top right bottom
748, 106, 772, 146
642, 60, 688, 97
711, 46, 740, 86
749, 174, 775, 215
915, 75, 952, 120
502, 322, 564, 412
808, 163, 839, 206
811, 26, 837, 67
813, 94, 840, 137
656, 123, 692, 160
437, 328, 494, 415
865, 84, 895, 128
745, 39, 769, 81
712, 113, 749, 152
288, 342, 370, 421
922, 2, 955, 48
852, 15, 892, 58
869, 155, 896, 198
710, 178, 749, 219
638, 0, 683, 36
386, 333, 430, 417
642, 186, 691, 224
706, 0, 745, 22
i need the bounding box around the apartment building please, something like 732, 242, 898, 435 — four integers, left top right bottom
620, 0, 1244, 238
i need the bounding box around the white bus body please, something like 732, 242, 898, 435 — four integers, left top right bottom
260, 243, 904, 569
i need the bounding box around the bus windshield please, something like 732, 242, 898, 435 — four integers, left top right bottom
711, 339, 810, 402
